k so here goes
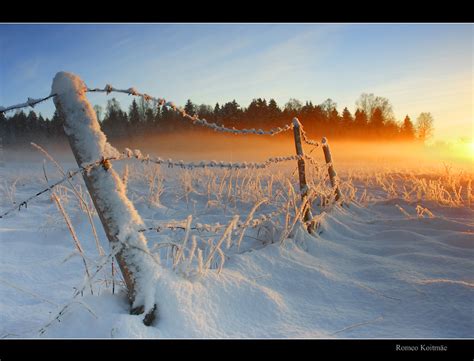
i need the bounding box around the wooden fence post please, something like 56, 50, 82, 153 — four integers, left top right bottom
321, 137, 342, 202
52, 72, 157, 326
292, 118, 314, 233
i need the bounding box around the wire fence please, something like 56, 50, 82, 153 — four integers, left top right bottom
0, 82, 338, 227
0, 147, 324, 220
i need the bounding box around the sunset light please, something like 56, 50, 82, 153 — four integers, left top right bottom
0, 23, 472, 344
457, 140, 474, 159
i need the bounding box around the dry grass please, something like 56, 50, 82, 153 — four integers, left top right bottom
2, 144, 472, 289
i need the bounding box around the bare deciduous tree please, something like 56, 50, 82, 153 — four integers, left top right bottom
356, 93, 394, 121
416, 112, 434, 143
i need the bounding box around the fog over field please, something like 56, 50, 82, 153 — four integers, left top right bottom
5, 131, 471, 170
1, 130, 472, 338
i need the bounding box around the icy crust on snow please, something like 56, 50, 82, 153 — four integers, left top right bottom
51, 72, 158, 311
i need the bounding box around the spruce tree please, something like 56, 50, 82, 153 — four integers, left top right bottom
129, 99, 140, 128
184, 99, 196, 116
354, 109, 368, 133
370, 107, 385, 133
401, 115, 415, 140
341, 107, 353, 125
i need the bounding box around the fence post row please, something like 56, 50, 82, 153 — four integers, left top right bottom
51, 72, 157, 326
292, 118, 315, 233
321, 137, 342, 202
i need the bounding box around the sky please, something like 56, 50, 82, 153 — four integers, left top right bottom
0, 23, 472, 142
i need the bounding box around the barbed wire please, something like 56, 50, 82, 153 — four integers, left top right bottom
0, 84, 325, 220
0, 94, 57, 114
94, 85, 321, 146
0, 85, 321, 146
120, 148, 308, 170
0, 156, 120, 219
139, 209, 284, 234
140, 188, 328, 240
301, 128, 320, 147
87, 85, 295, 137
0, 148, 323, 220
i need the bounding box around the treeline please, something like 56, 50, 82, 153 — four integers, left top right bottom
0, 93, 434, 147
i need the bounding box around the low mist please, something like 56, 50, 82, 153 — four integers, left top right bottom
3, 131, 471, 174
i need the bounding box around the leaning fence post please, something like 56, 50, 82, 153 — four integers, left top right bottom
51, 72, 157, 326
292, 118, 314, 232
321, 137, 342, 202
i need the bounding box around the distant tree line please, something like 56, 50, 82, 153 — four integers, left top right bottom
0, 93, 434, 147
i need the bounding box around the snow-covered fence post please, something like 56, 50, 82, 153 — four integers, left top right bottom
292, 118, 314, 232
51, 72, 157, 326
322, 137, 342, 202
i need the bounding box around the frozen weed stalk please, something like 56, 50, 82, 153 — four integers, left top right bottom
32, 142, 104, 256
145, 163, 165, 208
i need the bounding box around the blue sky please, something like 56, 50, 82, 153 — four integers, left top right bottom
0, 23, 472, 141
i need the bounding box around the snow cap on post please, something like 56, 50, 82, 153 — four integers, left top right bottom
51, 72, 108, 163
292, 117, 302, 128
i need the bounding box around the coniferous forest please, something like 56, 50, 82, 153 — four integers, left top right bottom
0, 92, 434, 147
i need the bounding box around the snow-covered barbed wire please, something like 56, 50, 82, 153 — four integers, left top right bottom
0, 156, 120, 219
0, 94, 57, 114
88, 85, 321, 145
120, 147, 307, 170
300, 128, 320, 147
138, 208, 285, 234
304, 154, 324, 168
0, 85, 321, 146
87, 85, 295, 136
190, 119, 292, 136
0, 149, 323, 220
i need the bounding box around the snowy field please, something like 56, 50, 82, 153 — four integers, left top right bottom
0, 149, 473, 339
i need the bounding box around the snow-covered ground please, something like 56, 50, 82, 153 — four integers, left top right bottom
0, 152, 472, 338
